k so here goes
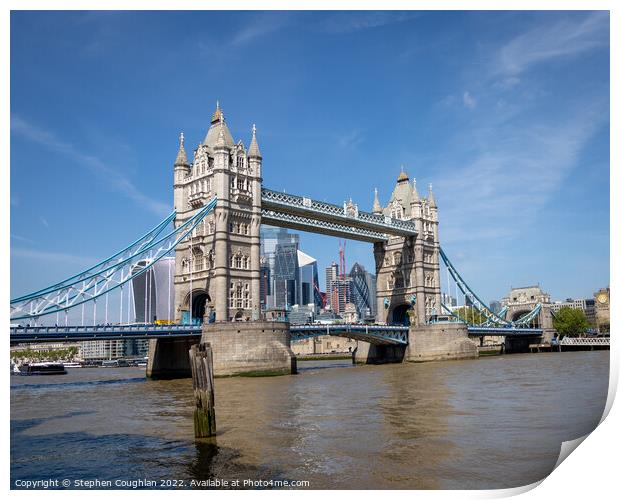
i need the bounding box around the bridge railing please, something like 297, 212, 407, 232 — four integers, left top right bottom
10, 324, 202, 335
559, 337, 610, 346
290, 323, 409, 345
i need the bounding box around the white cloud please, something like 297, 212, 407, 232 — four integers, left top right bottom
10, 234, 35, 244
462, 91, 476, 109
433, 12, 609, 249
12, 248, 95, 267
320, 11, 418, 34
337, 130, 364, 149
496, 12, 608, 78
229, 13, 292, 47
11, 116, 169, 217
436, 101, 606, 246
39, 217, 49, 228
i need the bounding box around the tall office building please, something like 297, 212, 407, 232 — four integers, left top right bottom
131, 257, 176, 323
325, 262, 340, 310
330, 279, 351, 315
80, 256, 176, 361
297, 250, 322, 308
260, 226, 321, 311
349, 262, 377, 320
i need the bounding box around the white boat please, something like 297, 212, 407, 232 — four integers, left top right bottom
63, 362, 82, 368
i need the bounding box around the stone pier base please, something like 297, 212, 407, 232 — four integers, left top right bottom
406, 323, 478, 362
352, 341, 406, 364
541, 329, 557, 343
504, 335, 547, 354
201, 321, 297, 377
146, 337, 199, 379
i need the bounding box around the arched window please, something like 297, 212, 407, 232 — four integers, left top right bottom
394, 252, 402, 266
394, 272, 404, 289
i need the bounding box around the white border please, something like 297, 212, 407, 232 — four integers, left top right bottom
2, 1, 616, 499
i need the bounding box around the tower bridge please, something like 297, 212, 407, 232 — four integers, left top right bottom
10, 103, 552, 377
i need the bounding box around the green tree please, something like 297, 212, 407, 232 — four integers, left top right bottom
553, 307, 590, 338
452, 306, 490, 325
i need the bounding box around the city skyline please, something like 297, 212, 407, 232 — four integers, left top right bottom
10, 11, 610, 303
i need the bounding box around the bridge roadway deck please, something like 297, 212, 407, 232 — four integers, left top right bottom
9, 324, 410, 345
10, 323, 543, 345
9, 324, 202, 344
466, 326, 544, 336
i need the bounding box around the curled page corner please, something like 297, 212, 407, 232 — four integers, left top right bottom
483, 435, 594, 500
553, 434, 590, 471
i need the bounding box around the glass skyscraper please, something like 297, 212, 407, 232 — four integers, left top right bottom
260, 226, 321, 311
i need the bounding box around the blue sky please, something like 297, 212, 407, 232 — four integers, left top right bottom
10, 10, 610, 303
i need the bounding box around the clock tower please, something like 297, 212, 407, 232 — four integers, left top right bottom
594, 287, 610, 333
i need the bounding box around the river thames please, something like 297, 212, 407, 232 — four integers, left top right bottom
11, 351, 609, 489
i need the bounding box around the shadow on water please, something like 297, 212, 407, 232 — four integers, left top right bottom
11, 377, 146, 391
11, 415, 291, 489
295, 360, 354, 373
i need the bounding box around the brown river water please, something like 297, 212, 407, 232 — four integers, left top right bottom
11, 351, 609, 489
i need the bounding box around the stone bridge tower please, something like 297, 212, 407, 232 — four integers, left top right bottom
172, 103, 262, 323
373, 168, 441, 325
501, 285, 554, 330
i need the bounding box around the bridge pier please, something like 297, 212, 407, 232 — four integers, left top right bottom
352, 341, 406, 364
504, 335, 542, 354
405, 323, 478, 362
146, 338, 199, 379
201, 321, 297, 377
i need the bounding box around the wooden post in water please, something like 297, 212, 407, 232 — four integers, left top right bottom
189, 343, 216, 438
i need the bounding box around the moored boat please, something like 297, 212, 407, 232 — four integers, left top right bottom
18, 362, 67, 375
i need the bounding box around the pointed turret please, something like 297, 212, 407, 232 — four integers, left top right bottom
411, 177, 420, 202
372, 188, 382, 214
204, 101, 234, 148
216, 119, 227, 147
173, 132, 189, 212
174, 132, 189, 167
211, 100, 222, 123
248, 124, 262, 158
397, 164, 409, 183
428, 183, 437, 208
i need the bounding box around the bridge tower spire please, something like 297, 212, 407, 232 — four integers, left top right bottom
372, 188, 382, 214
247, 124, 263, 320
374, 167, 441, 325
173, 132, 190, 213
248, 123, 262, 161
